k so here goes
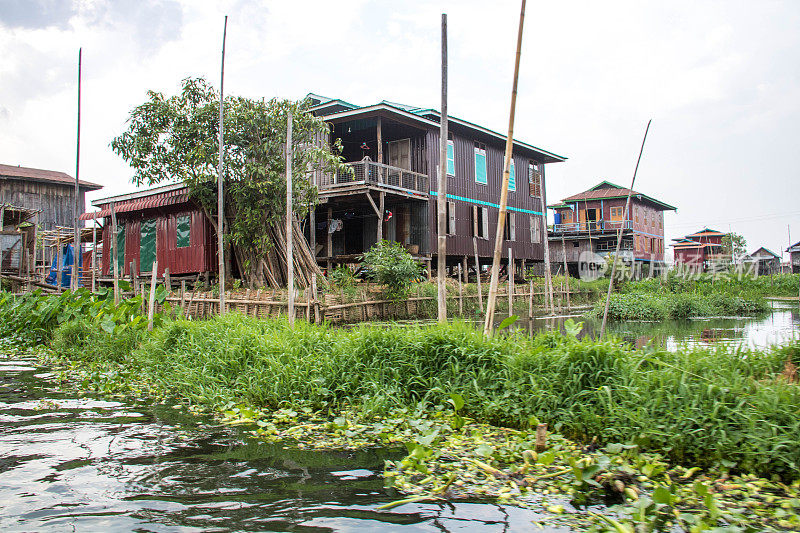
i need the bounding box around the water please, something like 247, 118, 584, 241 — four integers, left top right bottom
0, 355, 566, 532
519, 300, 800, 351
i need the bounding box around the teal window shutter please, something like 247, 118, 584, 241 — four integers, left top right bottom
446, 140, 455, 176
474, 146, 487, 184
509, 158, 516, 191
140, 218, 157, 272
176, 215, 191, 248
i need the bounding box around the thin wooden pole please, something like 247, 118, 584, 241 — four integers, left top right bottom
539, 163, 553, 314
437, 13, 449, 323
457, 263, 463, 315
56, 236, 63, 291
111, 203, 119, 304
473, 237, 483, 312
600, 120, 652, 337
508, 248, 514, 317
217, 15, 228, 315
286, 111, 295, 326
562, 233, 571, 310
484, 0, 526, 335
528, 278, 534, 318
91, 221, 96, 292
147, 260, 157, 331
72, 48, 82, 291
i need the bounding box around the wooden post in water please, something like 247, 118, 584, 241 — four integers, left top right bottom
561, 233, 571, 310
508, 248, 514, 317
528, 278, 534, 318
483, 0, 525, 335
111, 202, 119, 304
147, 260, 158, 331
286, 111, 295, 327
473, 237, 483, 312
437, 13, 449, 324
56, 235, 63, 291
535, 423, 548, 452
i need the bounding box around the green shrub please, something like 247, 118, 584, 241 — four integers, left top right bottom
360, 240, 423, 300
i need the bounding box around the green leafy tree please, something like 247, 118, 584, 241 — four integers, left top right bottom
111, 77, 345, 286
360, 240, 423, 300
721, 232, 747, 262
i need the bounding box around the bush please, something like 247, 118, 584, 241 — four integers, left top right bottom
360, 240, 423, 300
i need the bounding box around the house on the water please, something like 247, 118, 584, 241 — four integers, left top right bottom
84, 95, 566, 281
547, 181, 675, 276
787, 241, 800, 274
1, 164, 102, 230
745, 247, 781, 275
672, 228, 729, 271
307, 94, 566, 275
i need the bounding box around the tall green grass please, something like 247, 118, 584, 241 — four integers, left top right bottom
47, 312, 800, 481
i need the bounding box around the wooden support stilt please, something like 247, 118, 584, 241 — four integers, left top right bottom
147, 260, 158, 331
528, 278, 534, 319
508, 247, 514, 317
164, 268, 171, 293
457, 263, 463, 316
111, 202, 120, 304
535, 423, 548, 452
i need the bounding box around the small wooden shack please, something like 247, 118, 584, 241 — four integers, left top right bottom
81, 184, 216, 279
746, 247, 781, 276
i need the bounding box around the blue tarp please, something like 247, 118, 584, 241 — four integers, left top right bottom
45, 243, 82, 288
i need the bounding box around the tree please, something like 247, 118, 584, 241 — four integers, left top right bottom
111, 77, 345, 287
721, 232, 747, 263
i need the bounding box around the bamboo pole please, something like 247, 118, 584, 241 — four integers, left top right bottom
528, 278, 534, 318
539, 159, 554, 314
56, 235, 63, 291
508, 248, 514, 317
600, 120, 652, 338
147, 260, 158, 331
111, 203, 119, 304
217, 15, 228, 315
437, 13, 449, 323
91, 221, 96, 292
458, 263, 463, 316
286, 111, 295, 326
561, 233, 571, 310
473, 237, 484, 312
484, 0, 526, 335
72, 48, 81, 291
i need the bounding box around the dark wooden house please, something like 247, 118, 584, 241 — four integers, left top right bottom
547, 181, 675, 275
0, 164, 102, 230
672, 228, 728, 271
81, 184, 216, 278
746, 247, 781, 275
787, 240, 800, 274
307, 94, 566, 273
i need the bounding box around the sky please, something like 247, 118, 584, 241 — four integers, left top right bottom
1, 0, 799, 261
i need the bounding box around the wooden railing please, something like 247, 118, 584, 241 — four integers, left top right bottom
319, 158, 428, 195
552, 220, 633, 233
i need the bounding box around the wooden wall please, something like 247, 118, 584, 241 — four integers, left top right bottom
0, 178, 90, 230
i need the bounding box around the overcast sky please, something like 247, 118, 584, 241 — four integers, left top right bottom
1, 0, 799, 259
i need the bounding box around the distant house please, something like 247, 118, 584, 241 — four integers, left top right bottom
547, 181, 676, 276
786, 241, 800, 274
672, 228, 728, 271
0, 164, 102, 230
745, 247, 781, 275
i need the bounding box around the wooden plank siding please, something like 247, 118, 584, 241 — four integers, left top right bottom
425, 127, 546, 262
0, 179, 92, 230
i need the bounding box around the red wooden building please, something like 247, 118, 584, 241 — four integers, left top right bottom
671, 228, 728, 271
81, 184, 216, 278
547, 181, 676, 275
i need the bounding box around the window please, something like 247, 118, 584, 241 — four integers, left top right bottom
528, 161, 542, 198
504, 212, 516, 241
530, 215, 541, 243
635, 208, 639, 224
177, 214, 191, 248
610, 206, 623, 220
446, 139, 455, 176
508, 158, 516, 191
446, 201, 456, 235
140, 218, 157, 272
562, 210, 572, 223
474, 143, 487, 185
472, 205, 489, 239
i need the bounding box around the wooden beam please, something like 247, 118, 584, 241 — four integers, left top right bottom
437, 13, 448, 324
365, 192, 380, 216
377, 191, 385, 242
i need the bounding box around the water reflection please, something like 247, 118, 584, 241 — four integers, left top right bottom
0, 355, 569, 532
518, 300, 799, 351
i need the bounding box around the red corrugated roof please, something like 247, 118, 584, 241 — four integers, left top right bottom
0, 163, 102, 189
80, 190, 190, 220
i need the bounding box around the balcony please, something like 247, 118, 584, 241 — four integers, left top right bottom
552, 220, 633, 233
318, 158, 428, 198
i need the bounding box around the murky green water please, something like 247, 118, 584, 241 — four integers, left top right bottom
0, 355, 567, 532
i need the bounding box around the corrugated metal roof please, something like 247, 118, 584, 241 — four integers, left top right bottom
81, 187, 191, 220
0, 163, 102, 190
558, 180, 676, 211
